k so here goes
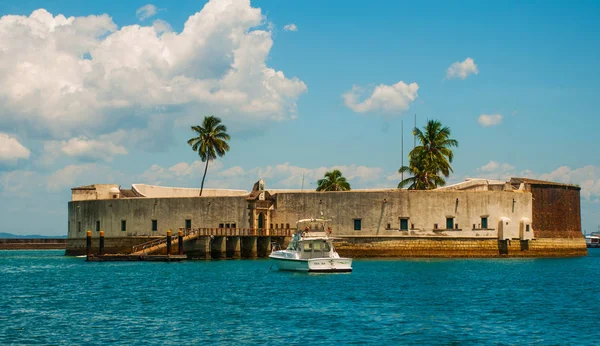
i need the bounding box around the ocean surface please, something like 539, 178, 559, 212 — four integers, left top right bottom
1, 250, 600, 345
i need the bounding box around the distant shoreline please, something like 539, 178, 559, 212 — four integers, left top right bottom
0, 238, 67, 250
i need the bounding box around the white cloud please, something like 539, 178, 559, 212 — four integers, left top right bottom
0, 133, 30, 163
152, 19, 172, 34
0, 1, 307, 140
535, 165, 600, 200
342, 81, 419, 114
283, 23, 297, 32
478, 114, 503, 127
446, 57, 479, 80
136, 4, 158, 21
476, 160, 515, 179
140, 161, 384, 190
44, 137, 128, 162
46, 163, 125, 191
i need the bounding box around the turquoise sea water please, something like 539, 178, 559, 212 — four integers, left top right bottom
1, 250, 600, 345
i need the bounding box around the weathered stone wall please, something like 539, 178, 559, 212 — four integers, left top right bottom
271, 190, 532, 239
0, 238, 67, 250
68, 196, 249, 238
530, 184, 582, 238
334, 237, 587, 258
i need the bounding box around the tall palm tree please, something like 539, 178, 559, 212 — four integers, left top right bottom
316, 170, 351, 191
187, 116, 230, 196
398, 119, 458, 190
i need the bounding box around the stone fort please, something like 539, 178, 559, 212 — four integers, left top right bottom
66, 177, 586, 258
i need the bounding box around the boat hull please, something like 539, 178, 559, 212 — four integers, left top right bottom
269, 256, 352, 272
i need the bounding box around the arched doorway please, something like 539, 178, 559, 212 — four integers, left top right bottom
258, 213, 265, 229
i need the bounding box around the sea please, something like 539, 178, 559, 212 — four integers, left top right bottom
1, 250, 600, 345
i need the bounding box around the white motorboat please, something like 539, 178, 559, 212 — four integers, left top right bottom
269, 218, 352, 273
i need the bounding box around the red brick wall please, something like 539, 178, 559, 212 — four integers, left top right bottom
531, 185, 582, 238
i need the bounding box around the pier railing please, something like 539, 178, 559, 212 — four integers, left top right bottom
131, 228, 294, 254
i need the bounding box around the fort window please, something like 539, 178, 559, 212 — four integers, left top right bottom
185, 219, 192, 229
219, 223, 224, 229
481, 217, 488, 229
225, 223, 230, 228
275, 224, 278, 229
386, 223, 391, 230
121, 220, 126, 232
286, 223, 290, 229
434, 223, 438, 229
78, 221, 81, 233
455, 223, 459, 230
232, 223, 236, 229
353, 219, 362, 231
281, 223, 284, 229
270, 223, 273, 229
446, 218, 454, 230
411, 223, 414, 230
526, 224, 530, 232
152, 220, 157, 231
400, 218, 409, 231
96, 220, 100, 232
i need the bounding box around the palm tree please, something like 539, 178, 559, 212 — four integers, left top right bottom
398, 119, 458, 190
187, 116, 230, 196
316, 170, 351, 191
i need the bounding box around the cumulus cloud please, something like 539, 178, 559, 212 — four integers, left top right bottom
44, 137, 128, 163
136, 4, 158, 21
0, 133, 31, 163
446, 57, 479, 80
140, 161, 384, 189
534, 165, 600, 200
0, 1, 307, 141
283, 23, 297, 32
342, 81, 419, 114
46, 163, 125, 191
478, 114, 503, 127
152, 19, 172, 34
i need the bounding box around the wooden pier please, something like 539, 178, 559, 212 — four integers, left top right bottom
85, 228, 294, 261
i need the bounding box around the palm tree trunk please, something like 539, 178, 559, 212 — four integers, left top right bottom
200, 160, 209, 196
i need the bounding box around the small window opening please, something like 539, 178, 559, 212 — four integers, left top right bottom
225, 223, 230, 228
219, 223, 224, 229
400, 218, 409, 231
96, 221, 100, 232
275, 224, 279, 229
286, 223, 290, 229
411, 223, 415, 230
232, 223, 236, 229
455, 223, 459, 230
185, 219, 192, 229
526, 224, 530, 232
78, 221, 81, 233
481, 217, 488, 229
121, 220, 126, 232
473, 224, 476, 230
152, 220, 157, 231
446, 218, 454, 230
386, 223, 391, 229
434, 223, 438, 229
280, 223, 284, 229
353, 219, 362, 231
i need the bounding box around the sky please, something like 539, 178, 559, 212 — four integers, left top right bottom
0, 0, 598, 235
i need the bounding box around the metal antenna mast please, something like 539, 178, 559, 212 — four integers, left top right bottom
401, 120, 404, 183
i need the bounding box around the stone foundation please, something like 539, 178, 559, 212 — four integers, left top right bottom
334, 237, 587, 258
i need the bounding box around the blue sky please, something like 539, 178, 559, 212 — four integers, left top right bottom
0, 0, 598, 235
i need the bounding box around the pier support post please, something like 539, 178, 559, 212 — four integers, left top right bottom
257, 236, 271, 257
226, 237, 241, 259
178, 230, 184, 255
99, 231, 105, 256
241, 237, 257, 258
211, 236, 226, 259
86, 230, 92, 258
166, 230, 172, 255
